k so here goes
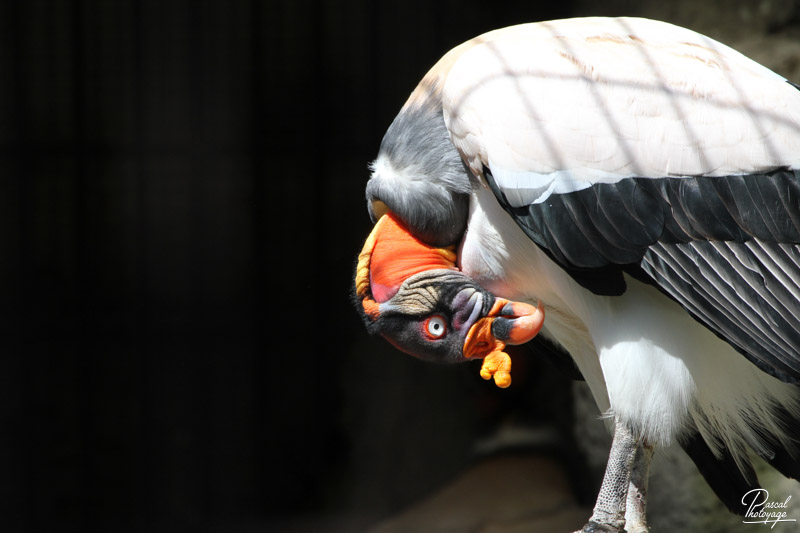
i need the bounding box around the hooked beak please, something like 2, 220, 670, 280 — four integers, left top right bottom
463, 298, 544, 388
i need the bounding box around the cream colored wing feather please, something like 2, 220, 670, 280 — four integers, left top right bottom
442, 17, 800, 206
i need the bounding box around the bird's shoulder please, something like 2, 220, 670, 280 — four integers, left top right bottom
440, 17, 800, 202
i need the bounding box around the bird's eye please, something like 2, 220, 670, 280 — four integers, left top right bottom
425, 316, 447, 339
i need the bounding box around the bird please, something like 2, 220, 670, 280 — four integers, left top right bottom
352, 16, 800, 533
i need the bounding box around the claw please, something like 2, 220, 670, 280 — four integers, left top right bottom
576, 521, 626, 533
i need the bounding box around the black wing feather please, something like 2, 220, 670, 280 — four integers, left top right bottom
758, 399, 800, 479
679, 430, 759, 516
485, 167, 628, 295
487, 168, 800, 383
643, 241, 800, 381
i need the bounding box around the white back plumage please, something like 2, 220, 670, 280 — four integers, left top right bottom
442, 17, 800, 206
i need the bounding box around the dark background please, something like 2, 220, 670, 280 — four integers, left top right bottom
4, 1, 799, 532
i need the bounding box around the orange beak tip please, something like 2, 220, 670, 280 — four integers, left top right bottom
497, 300, 545, 345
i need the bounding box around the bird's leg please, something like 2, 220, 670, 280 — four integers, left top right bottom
624, 442, 654, 533
578, 419, 639, 533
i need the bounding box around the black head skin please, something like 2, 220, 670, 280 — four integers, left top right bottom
359, 269, 496, 364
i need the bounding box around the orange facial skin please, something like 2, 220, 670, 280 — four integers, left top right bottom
354, 212, 544, 388
355, 212, 457, 305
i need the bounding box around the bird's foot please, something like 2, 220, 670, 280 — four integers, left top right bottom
626, 524, 649, 533
574, 520, 626, 533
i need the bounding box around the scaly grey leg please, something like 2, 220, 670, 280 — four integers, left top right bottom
578, 419, 639, 533
625, 442, 654, 533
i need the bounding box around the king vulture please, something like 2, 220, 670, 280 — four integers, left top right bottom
353, 16, 800, 533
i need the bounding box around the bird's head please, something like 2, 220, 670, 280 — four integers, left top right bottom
353, 212, 544, 387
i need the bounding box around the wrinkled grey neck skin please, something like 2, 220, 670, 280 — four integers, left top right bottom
366, 95, 473, 247
369, 269, 496, 364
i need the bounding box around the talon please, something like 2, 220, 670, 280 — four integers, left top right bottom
579, 521, 625, 533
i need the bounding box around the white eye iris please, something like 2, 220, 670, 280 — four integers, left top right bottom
426, 316, 447, 339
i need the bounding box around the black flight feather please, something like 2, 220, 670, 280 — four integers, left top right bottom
679, 431, 759, 516
486, 168, 800, 383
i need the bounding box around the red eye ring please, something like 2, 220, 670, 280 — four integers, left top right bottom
424, 315, 447, 340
